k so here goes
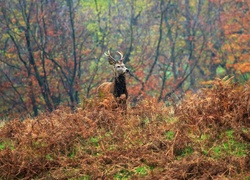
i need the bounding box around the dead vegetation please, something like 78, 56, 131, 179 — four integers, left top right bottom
0, 78, 249, 179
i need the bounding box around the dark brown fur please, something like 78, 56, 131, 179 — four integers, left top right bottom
97, 75, 128, 108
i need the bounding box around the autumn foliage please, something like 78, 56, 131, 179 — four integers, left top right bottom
0, 78, 249, 179
176, 77, 250, 133
1, 1, 250, 178
1, 0, 250, 118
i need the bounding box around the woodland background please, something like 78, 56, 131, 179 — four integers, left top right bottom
1, 0, 250, 119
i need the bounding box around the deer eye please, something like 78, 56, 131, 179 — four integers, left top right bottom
117, 65, 120, 68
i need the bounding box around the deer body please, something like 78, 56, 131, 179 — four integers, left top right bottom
97, 51, 129, 109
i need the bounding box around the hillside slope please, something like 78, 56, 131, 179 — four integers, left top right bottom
0, 78, 249, 179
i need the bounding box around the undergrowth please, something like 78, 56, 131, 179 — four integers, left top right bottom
0, 78, 249, 179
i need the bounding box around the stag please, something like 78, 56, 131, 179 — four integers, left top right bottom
97, 50, 129, 109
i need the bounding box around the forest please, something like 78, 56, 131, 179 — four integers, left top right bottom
0, 0, 250, 179
0, 0, 249, 118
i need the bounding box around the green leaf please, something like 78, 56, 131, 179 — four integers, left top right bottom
135, 166, 148, 176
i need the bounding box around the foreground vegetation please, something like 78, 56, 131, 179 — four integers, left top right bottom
0, 78, 250, 179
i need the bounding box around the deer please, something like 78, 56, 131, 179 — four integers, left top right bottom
97, 50, 129, 110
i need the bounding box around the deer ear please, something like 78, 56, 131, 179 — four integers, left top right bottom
108, 58, 116, 65
104, 50, 117, 65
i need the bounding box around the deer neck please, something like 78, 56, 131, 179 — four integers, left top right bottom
113, 74, 127, 98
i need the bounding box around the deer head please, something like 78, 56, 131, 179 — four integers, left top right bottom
104, 50, 129, 77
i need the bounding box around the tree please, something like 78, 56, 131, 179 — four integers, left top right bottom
1, 0, 249, 119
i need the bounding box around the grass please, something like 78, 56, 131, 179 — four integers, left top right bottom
0, 78, 249, 179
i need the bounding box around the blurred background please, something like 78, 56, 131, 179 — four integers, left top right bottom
0, 0, 249, 118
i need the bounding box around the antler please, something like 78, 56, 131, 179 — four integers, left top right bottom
104, 50, 124, 64
116, 51, 124, 62
104, 50, 117, 65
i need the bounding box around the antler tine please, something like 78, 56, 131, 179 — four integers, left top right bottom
104, 50, 116, 61
104, 50, 111, 56
104, 50, 109, 57
116, 51, 124, 62
104, 50, 110, 58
